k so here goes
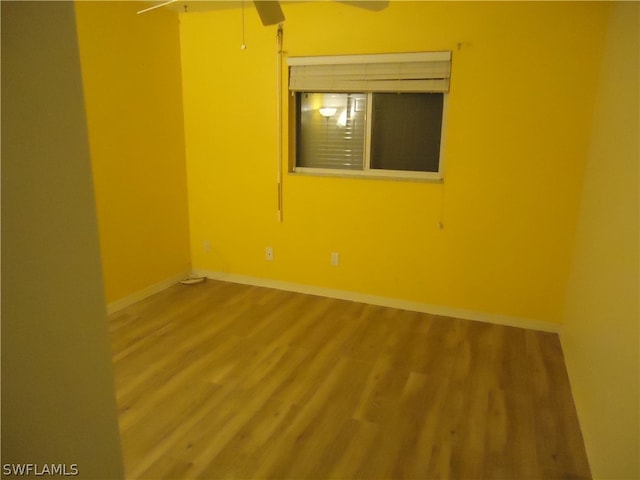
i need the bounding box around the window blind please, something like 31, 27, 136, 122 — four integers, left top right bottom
288, 51, 451, 93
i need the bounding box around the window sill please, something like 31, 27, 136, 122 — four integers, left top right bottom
291, 167, 444, 183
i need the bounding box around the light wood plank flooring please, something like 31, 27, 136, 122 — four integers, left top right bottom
109, 280, 591, 479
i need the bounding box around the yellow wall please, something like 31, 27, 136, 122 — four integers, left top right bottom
180, 1, 609, 324
1, 2, 124, 476
76, 1, 191, 304
562, 3, 639, 478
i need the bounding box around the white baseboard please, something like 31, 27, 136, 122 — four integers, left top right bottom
191, 269, 561, 334
106, 271, 191, 315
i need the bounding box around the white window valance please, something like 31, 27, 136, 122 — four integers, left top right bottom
288, 51, 451, 93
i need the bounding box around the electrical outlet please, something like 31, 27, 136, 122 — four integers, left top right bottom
265, 247, 274, 261
203, 240, 211, 253
331, 252, 339, 266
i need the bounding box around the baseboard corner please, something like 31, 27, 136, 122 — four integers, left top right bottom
106, 271, 191, 315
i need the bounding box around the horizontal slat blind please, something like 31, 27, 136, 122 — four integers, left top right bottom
288, 51, 451, 92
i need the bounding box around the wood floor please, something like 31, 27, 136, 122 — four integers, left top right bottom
109, 280, 591, 480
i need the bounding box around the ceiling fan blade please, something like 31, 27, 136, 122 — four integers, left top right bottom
253, 1, 285, 26
136, 0, 179, 15
337, 1, 389, 12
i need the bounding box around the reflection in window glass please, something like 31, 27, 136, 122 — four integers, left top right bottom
370, 93, 443, 173
296, 93, 366, 170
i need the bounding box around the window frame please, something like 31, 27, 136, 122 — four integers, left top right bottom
291, 91, 448, 182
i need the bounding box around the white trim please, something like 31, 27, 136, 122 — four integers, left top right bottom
290, 167, 442, 183
292, 167, 443, 182
106, 271, 191, 315
191, 269, 561, 334
287, 51, 451, 66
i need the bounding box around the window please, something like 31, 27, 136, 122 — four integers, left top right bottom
288, 52, 451, 181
